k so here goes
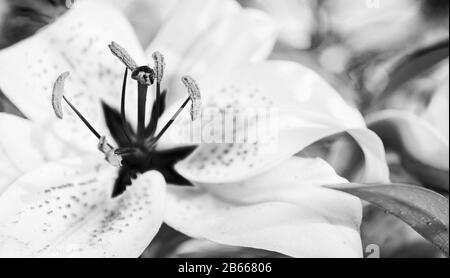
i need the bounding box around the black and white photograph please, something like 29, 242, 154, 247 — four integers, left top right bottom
0, 0, 448, 261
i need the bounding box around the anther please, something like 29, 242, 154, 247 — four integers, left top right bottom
108, 42, 138, 71
109, 41, 155, 86
152, 51, 165, 84
52, 72, 115, 153
149, 76, 202, 147
182, 76, 202, 121
98, 136, 122, 168
52, 71, 70, 119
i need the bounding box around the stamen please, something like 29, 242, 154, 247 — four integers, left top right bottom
149, 97, 190, 147
98, 136, 122, 168
52, 71, 70, 119
149, 76, 202, 146
182, 76, 202, 121
52, 72, 114, 150
144, 52, 165, 138
144, 90, 167, 138
152, 51, 165, 84
108, 42, 138, 71
109, 41, 154, 86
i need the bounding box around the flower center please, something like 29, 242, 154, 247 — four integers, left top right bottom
52, 42, 201, 197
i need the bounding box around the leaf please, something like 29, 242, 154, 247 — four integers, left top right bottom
378, 39, 449, 98
329, 183, 449, 257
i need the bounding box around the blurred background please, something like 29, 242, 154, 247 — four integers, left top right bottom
0, 0, 448, 258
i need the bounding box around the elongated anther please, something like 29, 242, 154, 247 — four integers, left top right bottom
152, 51, 165, 84
52, 72, 70, 119
109, 41, 138, 71
182, 76, 202, 121
98, 136, 122, 168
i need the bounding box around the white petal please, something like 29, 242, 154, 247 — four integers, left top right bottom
423, 80, 449, 141
367, 110, 449, 171
173, 61, 389, 184
248, 0, 317, 49
165, 157, 362, 258
120, 0, 180, 47
145, 0, 240, 76
176, 9, 277, 81
0, 113, 84, 192
0, 156, 166, 258
0, 0, 144, 151
151, 7, 277, 104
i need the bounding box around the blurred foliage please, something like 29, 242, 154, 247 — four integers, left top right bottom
0, 0, 70, 49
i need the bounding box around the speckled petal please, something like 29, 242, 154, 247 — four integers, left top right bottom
0, 113, 81, 193
165, 157, 363, 258
173, 61, 389, 185
0, 156, 166, 258
0, 0, 145, 151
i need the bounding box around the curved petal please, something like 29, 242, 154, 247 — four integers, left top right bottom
172, 61, 389, 184
0, 0, 145, 151
145, 0, 240, 75
246, 0, 317, 49
165, 157, 363, 258
0, 156, 166, 258
96, 0, 180, 47
423, 81, 449, 141
146, 1, 278, 104
119, 0, 180, 47
175, 9, 277, 82
0, 113, 83, 192
367, 110, 449, 172
161, 8, 277, 103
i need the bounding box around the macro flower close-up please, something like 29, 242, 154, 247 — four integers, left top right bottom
0, 0, 448, 262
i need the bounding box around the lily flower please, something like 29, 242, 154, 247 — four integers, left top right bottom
0, 0, 389, 257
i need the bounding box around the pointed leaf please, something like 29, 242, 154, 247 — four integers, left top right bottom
329, 183, 449, 257
378, 39, 449, 98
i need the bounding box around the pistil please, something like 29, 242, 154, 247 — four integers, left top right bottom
120, 68, 134, 143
